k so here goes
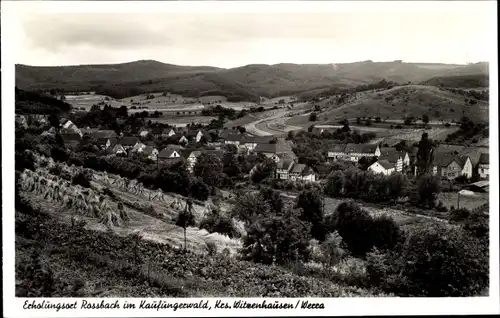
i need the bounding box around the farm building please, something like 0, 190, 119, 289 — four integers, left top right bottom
241, 135, 277, 152
368, 160, 395, 176
327, 143, 381, 162
253, 139, 295, 163
478, 153, 489, 179
220, 131, 243, 146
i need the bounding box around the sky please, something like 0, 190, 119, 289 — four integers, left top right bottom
5, 1, 495, 68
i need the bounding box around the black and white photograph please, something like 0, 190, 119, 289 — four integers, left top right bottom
2, 0, 499, 316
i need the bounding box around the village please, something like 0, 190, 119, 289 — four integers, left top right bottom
16, 112, 490, 194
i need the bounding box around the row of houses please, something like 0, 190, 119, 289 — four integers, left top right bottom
327, 142, 489, 180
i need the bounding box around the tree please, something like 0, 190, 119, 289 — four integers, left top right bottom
193, 153, 223, 188
231, 192, 271, 225
309, 112, 317, 122
278, 99, 286, 104
324, 171, 344, 196
413, 174, 440, 208
422, 114, 430, 125
189, 177, 210, 201
240, 208, 312, 265
48, 113, 61, 133
296, 190, 326, 241
199, 208, 239, 238
175, 199, 196, 250
251, 159, 276, 183
416, 132, 434, 176
319, 231, 346, 268
367, 223, 488, 296
260, 187, 283, 214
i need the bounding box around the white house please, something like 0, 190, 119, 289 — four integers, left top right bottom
433, 155, 473, 180
368, 160, 396, 176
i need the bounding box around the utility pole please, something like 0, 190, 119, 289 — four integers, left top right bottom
457, 191, 460, 210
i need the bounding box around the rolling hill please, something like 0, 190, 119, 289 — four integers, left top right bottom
16, 60, 489, 101
286, 84, 489, 126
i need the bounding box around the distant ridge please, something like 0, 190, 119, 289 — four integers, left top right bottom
16, 60, 489, 101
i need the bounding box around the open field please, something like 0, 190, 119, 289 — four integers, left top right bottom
21, 168, 243, 256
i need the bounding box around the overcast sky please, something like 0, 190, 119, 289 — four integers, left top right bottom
7, 1, 495, 68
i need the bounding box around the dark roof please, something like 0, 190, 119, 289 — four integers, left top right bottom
316, 164, 332, 175
344, 143, 365, 154
83, 129, 118, 139
242, 135, 276, 144
119, 136, 140, 146
290, 163, 307, 174
275, 139, 293, 153
61, 133, 82, 142
377, 160, 395, 170
223, 133, 243, 142
254, 143, 276, 153
202, 149, 224, 159
180, 149, 201, 159
329, 144, 347, 153
479, 153, 489, 165
433, 153, 469, 168
158, 146, 181, 158
277, 159, 294, 170
278, 152, 297, 161
379, 148, 406, 162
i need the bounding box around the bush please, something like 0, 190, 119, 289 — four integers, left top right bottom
309, 112, 317, 122
366, 224, 488, 296
199, 209, 240, 238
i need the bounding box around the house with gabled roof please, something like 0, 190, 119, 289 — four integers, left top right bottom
368, 160, 395, 176
181, 150, 202, 172
119, 136, 141, 150
289, 164, 316, 182
241, 135, 277, 152
60, 119, 83, 137
275, 159, 295, 180
108, 144, 127, 156
327, 143, 381, 162
158, 145, 183, 162
253, 139, 295, 162
378, 148, 410, 172
433, 153, 473, 180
